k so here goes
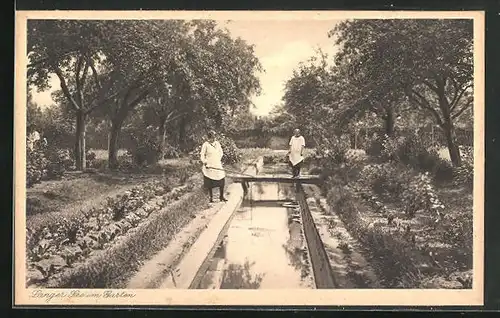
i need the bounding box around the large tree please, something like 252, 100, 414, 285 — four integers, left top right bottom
331, 19, 473, 166
27, 20, 119, 170
100, 20, 191, 169
282, 52, 341, 145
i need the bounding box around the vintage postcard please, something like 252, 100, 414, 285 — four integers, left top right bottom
14, 10, 484, 306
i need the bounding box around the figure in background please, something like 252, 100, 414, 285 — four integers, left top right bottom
288, 129, 306, 178
200, 130, 228, 203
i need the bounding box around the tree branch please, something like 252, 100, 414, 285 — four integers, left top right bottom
448, 76, 460, 107
450, 83, 472, 112
85, 54, 102, 90
407, 89, 443, 126
126, 89, 149, 111
164, 111, 187, 125
75, 55, 85, 107
422, 79, 439, 94
53, 65, 80, 111
27, 50, 79, 68
80, 61, 90, 89
452, 98, 473, 120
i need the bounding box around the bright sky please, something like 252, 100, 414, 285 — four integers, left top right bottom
31, 19, 341, 117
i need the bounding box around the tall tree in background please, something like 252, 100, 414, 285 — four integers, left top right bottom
27, 20, 118, 170
282, 52, 340, 145
27, 19, 263, 169
100, 20, 190, 169
332, 19, 473, 166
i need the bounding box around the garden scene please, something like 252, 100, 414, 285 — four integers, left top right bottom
25, 19, 474, 290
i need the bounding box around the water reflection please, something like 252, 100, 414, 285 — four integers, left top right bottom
197, 182, 314, 289
220, 260, 264, 289
283, 207, 311, 280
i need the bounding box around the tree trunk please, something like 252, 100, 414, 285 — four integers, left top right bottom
178, 116, 186, 151
443, 121, 462, 167
74, 111, 87, 171
437, 84, 462, 167
108, 118, 124, 170
158, 118, 167, 160
384, 107, 395, 137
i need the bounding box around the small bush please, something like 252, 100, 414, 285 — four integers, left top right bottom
127, 126, 161, 166
45, 149, 72, 179
432, 159, 455, 183
439, 210, 473, 248
454, 145, 473, 188
162, 144, 182, 159
395, 136, 445, 173
86, 151, 97, 168
26, 142, 48, 187
357, 163, 445, 220
401, 172, 445, 219
26, 197, 45, 216
359, 163, 408, 200
365, 136, 384, 157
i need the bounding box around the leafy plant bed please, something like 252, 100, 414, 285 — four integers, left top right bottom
26, 161, 200, 231
308, 160, 473, 289
26, 178, 198, 287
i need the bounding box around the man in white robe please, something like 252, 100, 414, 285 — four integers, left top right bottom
288, 129, 306, 178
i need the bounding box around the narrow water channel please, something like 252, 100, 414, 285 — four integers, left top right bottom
195, 165, 315, 289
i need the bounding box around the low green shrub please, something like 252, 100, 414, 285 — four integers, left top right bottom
439, 210, 473, 249
365, 136, 384, 157
45, 149, 71, 179
432, 158, 455, 183
127, 126, 161, 166
86, 150, 97, 168
26, 142, 48, 187
26, 197, 45, 216
367, 134, 456, 184
162, 144, 182, 159
454, 145, 473, 188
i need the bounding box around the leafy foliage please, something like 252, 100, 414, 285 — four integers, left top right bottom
331, 19, 473, 166
454, 145, 473, 187
28, 20, 263, 171
26, 140, 48, 187
25, 179, 197, 285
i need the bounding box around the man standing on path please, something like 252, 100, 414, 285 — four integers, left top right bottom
288, 129, 306, 178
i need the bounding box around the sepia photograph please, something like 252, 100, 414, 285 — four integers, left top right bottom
14, 10, 484, 306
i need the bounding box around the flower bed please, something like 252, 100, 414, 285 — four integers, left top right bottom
26, 179, 196, 287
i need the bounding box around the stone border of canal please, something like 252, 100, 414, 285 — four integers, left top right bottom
126, 155, 379, 289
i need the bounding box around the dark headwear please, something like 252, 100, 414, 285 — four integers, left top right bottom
207, 130, 216, 139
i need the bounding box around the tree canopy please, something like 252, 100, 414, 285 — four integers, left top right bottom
27, 19, 263, 169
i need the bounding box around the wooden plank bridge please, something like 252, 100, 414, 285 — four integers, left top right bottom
230, 174, 322, 194
231, 174, 321, 184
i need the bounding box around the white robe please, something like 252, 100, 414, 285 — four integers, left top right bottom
200, 141, 225, 180
289, 135, 305, 166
